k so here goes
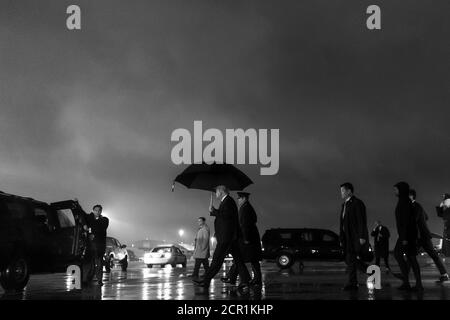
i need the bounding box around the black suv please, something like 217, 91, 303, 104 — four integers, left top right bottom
261, 228, 344, 269
0, 192, 87, 291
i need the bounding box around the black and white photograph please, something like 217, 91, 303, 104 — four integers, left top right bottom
0, 0, 449, 315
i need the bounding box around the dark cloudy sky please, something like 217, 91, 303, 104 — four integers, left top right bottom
1, 0, 449, 247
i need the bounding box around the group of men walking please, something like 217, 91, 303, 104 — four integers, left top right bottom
339, 181, 449, 292
191, 186, 262, 293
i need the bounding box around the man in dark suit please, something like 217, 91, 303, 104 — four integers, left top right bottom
436, 193, 450, 256
393, 182, 422, 291
371, 220, 391, 272
193, 185, 251, 292
339, 182, 370, 291
83, 204, 109, 286
222, 192, 263, 286
409, 189, 449, 283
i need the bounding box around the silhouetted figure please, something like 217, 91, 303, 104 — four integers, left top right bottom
436, 193, 450, 257
339, 182, 370, 291
223, 192, 262, 286
83, 205, 109, 286
409, 189, 448, 282
191, 217, 210, 278
371, 220, 390, 272
193, 185, 250, 293
393, 182, 423, 291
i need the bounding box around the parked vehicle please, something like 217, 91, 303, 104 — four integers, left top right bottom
104, 237, 128, 272
261, 228, 345, 269
143, 245, 187, 268
0, 192, 87, 291
126, 249, 139, 262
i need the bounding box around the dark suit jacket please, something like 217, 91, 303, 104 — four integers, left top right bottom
238, 201, 262, 262
85, 213, 109, 250
395, 197, 417, 242
412, 201, 432, 240
437, 206, 450, 231
210, 195, 239, 244
371, 225, 390, 257
339, 196, 369, 254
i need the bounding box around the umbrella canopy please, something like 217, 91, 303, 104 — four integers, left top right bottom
172, 163, 253, 192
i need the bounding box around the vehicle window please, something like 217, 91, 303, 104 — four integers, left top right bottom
56, 209, 76, 228
300, 232, 313, 242
106, 238, 114, 246
115, 239, 121, 247
152, 247, 172, 253
34, 208, 50, 228
322, 233, 337, 242
279, 232, 292, 240
176, 248, 183, 255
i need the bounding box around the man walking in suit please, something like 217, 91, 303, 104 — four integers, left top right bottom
83, 204, 109, 286
339, 182, 370, 291
222, 192, 263, 286
436, 193, 450, 256
193, 185, 251, 292
393, 182, 423, 291
371, 220, 391, 272
190, 217, 210, 279
409, 189, 449, 283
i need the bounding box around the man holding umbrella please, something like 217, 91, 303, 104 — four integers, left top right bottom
193, 185, 251, 292
222, 192, 262, 286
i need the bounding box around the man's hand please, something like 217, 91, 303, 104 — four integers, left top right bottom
359, 238, 366, 245
402, 240, 408, 246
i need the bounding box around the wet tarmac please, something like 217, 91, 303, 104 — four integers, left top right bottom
2, 254, 450, 300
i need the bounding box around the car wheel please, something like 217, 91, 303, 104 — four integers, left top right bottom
147, 264, 153, 268
0, 254, 30, 292
276, 253, 294, 269
121, 256, 128, 272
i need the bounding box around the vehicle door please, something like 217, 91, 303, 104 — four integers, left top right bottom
295, 230, 315, 258
50, 200, 86, 268
176, 248, 184, 263
317, 230, 343, 259
31, 204, 57, 270
0, 199, 33, 263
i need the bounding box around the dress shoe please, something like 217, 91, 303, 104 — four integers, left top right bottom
193, 278, 210, 288
237, 283, 250, 294
436, 274, 449, 283
342, 284, 358, 291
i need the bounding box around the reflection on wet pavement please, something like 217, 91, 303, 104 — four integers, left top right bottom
2, 255, 450, 300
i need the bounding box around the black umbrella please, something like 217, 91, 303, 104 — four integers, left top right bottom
172, 163, 253, 192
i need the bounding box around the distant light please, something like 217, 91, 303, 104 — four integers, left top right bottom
178, 229, 184, 237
